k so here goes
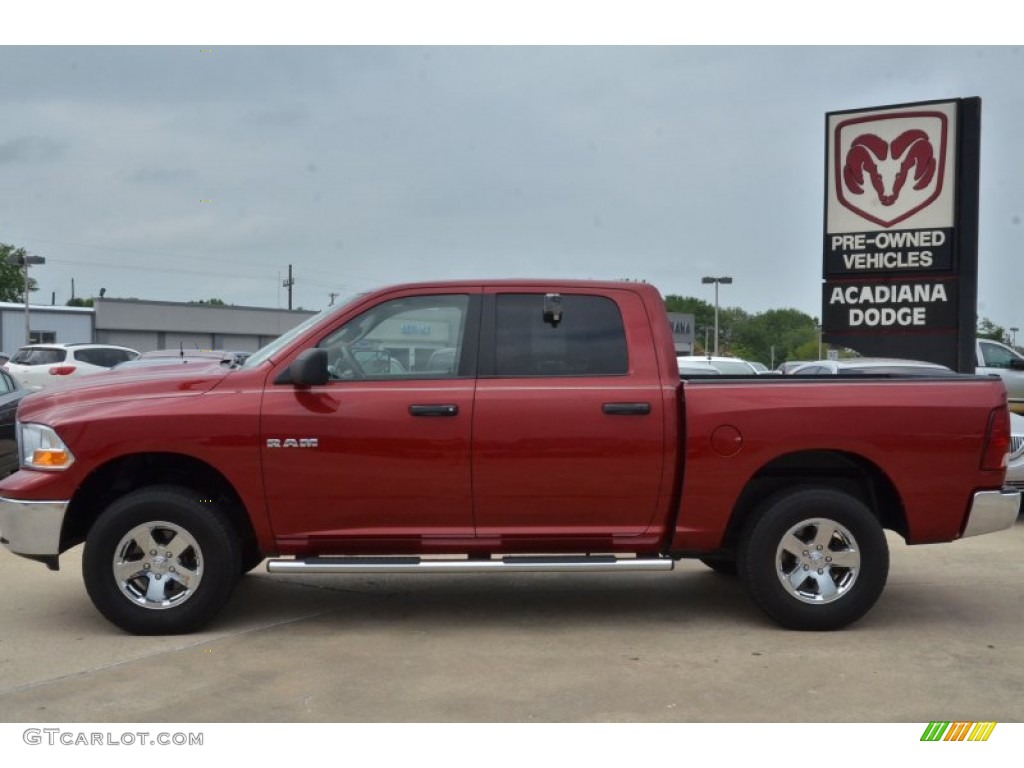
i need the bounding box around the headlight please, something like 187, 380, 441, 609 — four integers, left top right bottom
18, 422, 75, 471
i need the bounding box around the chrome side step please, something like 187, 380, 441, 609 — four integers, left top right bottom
266, 555, 675, 575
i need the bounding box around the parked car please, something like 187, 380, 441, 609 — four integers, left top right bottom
1005, 413, 1024, 509
676, 355, 760, 375
749, 362, 769, 373
976, 338, 1024, 413
776, 360, 812, 374
111, 349, 248, 371
0, 369, 38, 478
788, 358, 952, 376
677, 360, 722, 376
4, 343, 139, 387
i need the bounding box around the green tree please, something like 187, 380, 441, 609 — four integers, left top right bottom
0, 243, 40, 303
664, 295, 714, 329
190, 298, 227, 306
717, 306, 751, 356
977, 317, 1006, 342
667, 293, 818, 365
665, 295, 744, 355
66, 297, 94, 307
791, 338, 823, 361
734, 308, 819, 367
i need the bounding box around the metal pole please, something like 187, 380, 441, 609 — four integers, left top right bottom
282, 264, 295, 310
23, 261, 30, 344
713, 282, 720, 356
702, 276, 732, 357
8, 253, 46, 344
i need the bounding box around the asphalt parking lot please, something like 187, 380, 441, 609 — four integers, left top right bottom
0, 522, 1022, 723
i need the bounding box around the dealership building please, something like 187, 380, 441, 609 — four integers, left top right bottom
0, 299, 316, 356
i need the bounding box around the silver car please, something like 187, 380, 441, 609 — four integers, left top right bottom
1005, 413, 1024, 505
788, 358, 951, 376
676, 355, 759, 375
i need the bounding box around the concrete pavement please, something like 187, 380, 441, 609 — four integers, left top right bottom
1, 523, 1022, 722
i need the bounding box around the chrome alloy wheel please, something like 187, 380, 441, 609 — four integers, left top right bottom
775, 517, 860, 604
112, 521, 203, 610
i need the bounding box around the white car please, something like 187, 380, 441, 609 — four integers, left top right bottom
787, 358, 951, 376
1005, 413, 1024, 504
4, 343, 139, 387
976, 339, 1024, 414
677, 360, 722, 376
676, 355, 760, 375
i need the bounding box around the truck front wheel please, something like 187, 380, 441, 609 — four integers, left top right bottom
82, 486, 241, 635
738, 487, 889, 631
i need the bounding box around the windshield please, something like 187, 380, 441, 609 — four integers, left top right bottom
241, 293, 361, 369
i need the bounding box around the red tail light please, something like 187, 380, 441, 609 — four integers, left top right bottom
980, 406, 1011, 470
48, 366, 76, 376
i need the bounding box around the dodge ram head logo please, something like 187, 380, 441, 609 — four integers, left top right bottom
834, 110, 948, 228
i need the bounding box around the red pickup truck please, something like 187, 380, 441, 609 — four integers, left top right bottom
0, 280, 1018, 635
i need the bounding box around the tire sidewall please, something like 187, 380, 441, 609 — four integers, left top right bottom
739, 487, 889, 631
83, 486, 240, 635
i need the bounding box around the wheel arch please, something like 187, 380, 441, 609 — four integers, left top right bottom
718, 450, 906, 553
60, 452, 257, 558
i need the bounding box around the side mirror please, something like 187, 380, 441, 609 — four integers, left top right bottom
275, 348, 329, 386
1010, 359, 1024, 371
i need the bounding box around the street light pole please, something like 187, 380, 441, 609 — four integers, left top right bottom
6, 252, 45, 344
701, 276, 733, 356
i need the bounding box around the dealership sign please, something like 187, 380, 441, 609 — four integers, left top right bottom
667, 312, 695, 352
822, 98, 980, 371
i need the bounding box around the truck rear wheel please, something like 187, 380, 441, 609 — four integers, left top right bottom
738, 487, 889, 631
82, 486, 241, 635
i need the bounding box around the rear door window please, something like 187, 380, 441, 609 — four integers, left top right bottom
493, 294, 628, 377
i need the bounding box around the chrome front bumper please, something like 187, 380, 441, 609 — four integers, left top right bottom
0, 497, 69, 557
962, 490, 1021, 538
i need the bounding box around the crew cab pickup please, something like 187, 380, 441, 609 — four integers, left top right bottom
0, 280, 1018, 635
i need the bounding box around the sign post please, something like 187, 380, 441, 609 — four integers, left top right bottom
821, 98, 981, 372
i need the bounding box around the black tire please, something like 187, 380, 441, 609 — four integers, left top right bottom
699, 555, 738, 576
82, 485, 241, 635
737, 486, 889, 631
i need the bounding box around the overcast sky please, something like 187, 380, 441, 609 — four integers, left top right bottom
1, 43, 1021, 324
